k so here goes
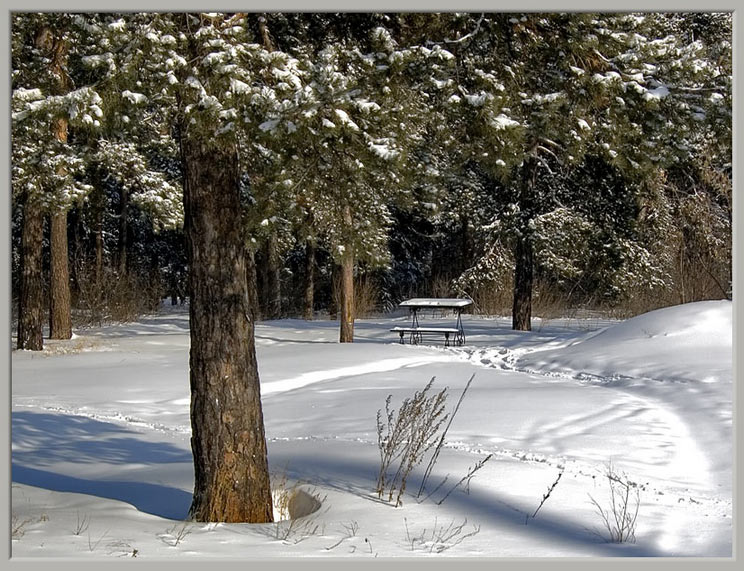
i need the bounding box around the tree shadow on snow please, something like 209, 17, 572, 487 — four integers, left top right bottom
12, 465, 192, 520
12, 411, 192, 520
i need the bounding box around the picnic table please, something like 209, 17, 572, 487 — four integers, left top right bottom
390, 298, 473, 347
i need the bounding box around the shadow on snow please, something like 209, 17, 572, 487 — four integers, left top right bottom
12, 411, 192, 520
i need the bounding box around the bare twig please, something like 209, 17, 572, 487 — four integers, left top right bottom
418, 374, 476, 498
527, 468, 564, 523
88, 529, 109, 552
325, 520, 359, 550
159, 522, 192, 547
588, 462, 640, 543
12, 515, 33, 540
73, 511, 90, 536
437, 454, 493, 505
404, 517, 481, 553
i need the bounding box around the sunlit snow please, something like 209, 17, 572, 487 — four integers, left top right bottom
11, 300, 732, 558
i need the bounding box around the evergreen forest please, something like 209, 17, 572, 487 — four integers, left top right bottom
11, 12, 732, 349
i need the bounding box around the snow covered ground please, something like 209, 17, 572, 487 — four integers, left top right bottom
10, 300, 733, 559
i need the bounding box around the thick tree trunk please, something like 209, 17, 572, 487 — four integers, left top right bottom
511, 157, 538, 331
339, 250, 355, 343
49, 210, 72, 339
303, 238, 315, 321
511, 234, 534, 331
182, 135, 273, 523
17, 198, 44, 350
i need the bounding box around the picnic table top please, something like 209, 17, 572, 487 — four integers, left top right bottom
390, 326, 462, 332
398, 298, 473, 309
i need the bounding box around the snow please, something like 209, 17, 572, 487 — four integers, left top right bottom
121, 91, 147, 105
644, 86, 670, 101
490, 114, 520, 130
259, 119, 280, 133
11, 300, 732, 558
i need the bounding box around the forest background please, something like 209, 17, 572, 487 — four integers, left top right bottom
10, 11, 732, 347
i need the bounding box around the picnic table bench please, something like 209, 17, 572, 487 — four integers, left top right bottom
390, 298, 473, 347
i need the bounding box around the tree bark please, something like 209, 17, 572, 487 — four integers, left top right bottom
265, 232, 281, 319
46, 28, 74, 340
328, 263, 338, 321
303, 238, 315, 321
95, 206, 104, 287
17, 197, 44, 350
339, 249, 355, 343
511, 232, 534, 331
118, 185, 129, 275
69, 206, 84, 302
511, 157, 538, 331
338, 202, 355, 342
245, 246, 261, 322
182, 134, 273, 523
49, 210, 72, 339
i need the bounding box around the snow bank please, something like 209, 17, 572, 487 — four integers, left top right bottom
516, 300, 732, 384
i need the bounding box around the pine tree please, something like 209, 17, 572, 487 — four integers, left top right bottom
436, 13, 730, 328
12, 13, 102, 348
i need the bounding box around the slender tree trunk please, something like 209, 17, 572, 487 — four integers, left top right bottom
95, 208, 104, 286
677, 243, 688, 305
265, 232, 281, 319
303, 238, 315, 321
339, 252, 355, 343
460, 215, 470, 277
70, 206, 84, 301
329, 263, 338, 320
245, 246, 260, 322
17, 197, 44, 350
512, 157, 538, 331
49, 210, 72, 339
339, 203, 355, 342
181, 134, 273, 524
46, 28, 74, 340
118, 186, 129, 275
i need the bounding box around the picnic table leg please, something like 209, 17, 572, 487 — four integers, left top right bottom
398, 331, 405, 344
456, 310, 466, 346
444, 332, 450, 347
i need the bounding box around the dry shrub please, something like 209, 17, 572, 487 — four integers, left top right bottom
404, 517, 481, 553
332, 272, 381, 319
376, 379, 449, 507
429, 275, 456, 299
354, 274, 381, 318
265, 471, 326, 544
376, 376, 483, 508
589, 462, 641, 543
73, 262, 163, 326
